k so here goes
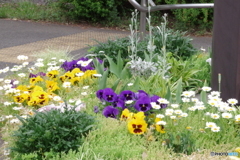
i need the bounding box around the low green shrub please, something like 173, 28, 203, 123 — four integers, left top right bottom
88, 29, 196, 64
10, 105, 96, 158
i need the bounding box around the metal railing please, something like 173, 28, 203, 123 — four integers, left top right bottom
128, 0, 214, 37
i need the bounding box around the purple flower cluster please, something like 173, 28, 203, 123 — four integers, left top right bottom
29, 72, 46, 78
95, 88, 168, 118
61, 57, 102, 72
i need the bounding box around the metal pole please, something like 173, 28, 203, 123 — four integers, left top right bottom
140, 0, 147, 39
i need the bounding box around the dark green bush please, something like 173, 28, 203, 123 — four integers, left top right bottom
11, 106, 96, 158
57, 0, 128, 24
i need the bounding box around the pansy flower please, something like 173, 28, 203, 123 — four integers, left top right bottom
120, 108, 131, 121
119, 90, 135, 101
134, 96, 152, 112
102, 106, 119, 118
112, 98, 126, 109
96, 89, 104, 101
102, 88, 117, 103
128, 118, 148, 135
134, 90, 148, 100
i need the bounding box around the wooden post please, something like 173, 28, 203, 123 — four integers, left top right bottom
211, 0, 240, 101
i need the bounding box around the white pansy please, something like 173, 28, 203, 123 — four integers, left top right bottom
202, 86, 212, 92
157, 121, 167, 125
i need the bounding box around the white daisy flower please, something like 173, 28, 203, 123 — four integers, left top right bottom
202, 86, 212, 92
22, 61, 29, 66
5, 115, 13, 119
62, 82, 71, 88
10, 118, 20, 124
36, 58, 43, 62
221, 112, 232, 119
127, 83, 133, 86
151, 102, 161, 109
227, 98, 238, 105
81, 92, 88, 96
12, 107, 23, 110
59, 59, 65, 62
182, 97, 190, 102
181, 113, 188, 117
53, 96, 62, 102
4, 79, 11, 84
170, 115, 177, 119
156, 121, 167, 125
157, 98, 169, 104
210, 113, 220, 119
156, 114, 165, 118
235, 115, 240, 122
34, 62, 44, 67
17, 55, 28, 61
206, 122, 217, 128
171, 104, 179, 108
83, 86, 89, 89
18, 73, 26, 78
211, 126, 220, 132
174, 109, 183, 115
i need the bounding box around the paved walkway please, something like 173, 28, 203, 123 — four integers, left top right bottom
0, 19, 212, 68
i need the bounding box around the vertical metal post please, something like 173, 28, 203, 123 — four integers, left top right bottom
211, 0, 240, 101
140, 0, 147, 40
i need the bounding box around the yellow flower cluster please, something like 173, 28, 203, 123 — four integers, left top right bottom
11, 68, 98, 108
121, 109, 165, 135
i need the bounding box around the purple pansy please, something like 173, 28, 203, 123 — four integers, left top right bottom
134, 90, 148, 100
113, 98, 126, 110
102, 106, 119, 118
96, 89, 104, 101
134, 96, 152, 112
119, 90, 135, 101
102, 88, 118, 102
94, 106, 99, 113
61, 60, 80, 72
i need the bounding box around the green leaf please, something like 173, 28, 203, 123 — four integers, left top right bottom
98, 70, 109, 90
175, 77, 183, 103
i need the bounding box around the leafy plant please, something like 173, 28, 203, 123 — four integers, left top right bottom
10, 105, 96, 158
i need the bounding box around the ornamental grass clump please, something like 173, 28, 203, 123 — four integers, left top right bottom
10, 105, 96, 158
